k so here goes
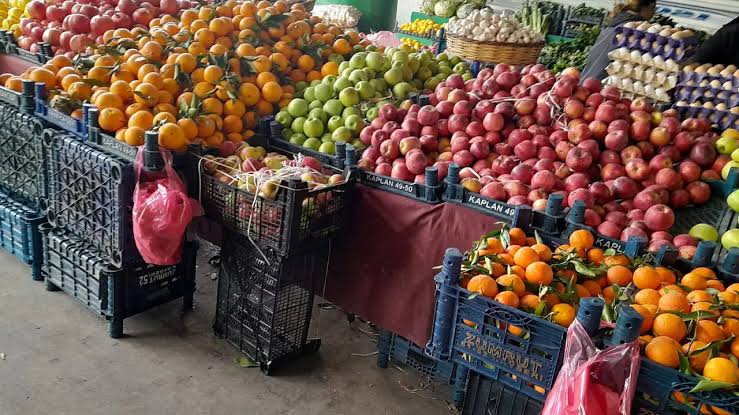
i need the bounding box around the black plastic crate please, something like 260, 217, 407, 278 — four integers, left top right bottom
462, 372, 544, 415
41, 225, 197, 338
199, 156, 351, 256
0, 191, 44, 280
43, 128, 139, 267
0, 79, 34, 109
213, 232, 326, 374
34, 84, 89, 139
0, 101, 46, 210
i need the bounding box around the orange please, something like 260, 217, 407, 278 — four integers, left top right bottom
532, 244, 552, 262
634, 288, 661, 306
123, 127, 145, 146
681, 273, 708, 291
467, 275, 498, 298
222, 115, 243, 134
631, 305, 653, 334
255, 99, 274, 117
194, 28, 216, 47
723, 317, 739, 338
551, 303, 576, 327
238, 83, 261, 106
111, 69, 135, 84
332, 38, 351, 55
49, 55, 73, 70
604, 255, 630, 266
153, 112, 176, 125
29, 68, 56, 90
256, 72, 277, 89
494, 291, 520, 308
643, 304, 658, 315
731, 337, 739, 359
582, 280, 602, 296
525, 262, 553, 285
655, 266, 676, 285
645, 336, 681, 368
133, 83, 159, 106
686, 290, 713, 303
202, 97, 224, 115
59, 73, 81, 91
513, 247, 539, 269
658, 292, 690, 313
508, 228, 526, 246
569, 230, 594, 250
693, 267, 716, 279
195, 115, 216, 138
140, 41, 163, 61
124, 103, 148, 118
496, 274, 525, 297
109, 81, 133, 103
702, 358, 739, 383
606, 265, 632, 287
509, 265, 525, 279
94, 92, 124, 111
682, 340, 710, 372
158, 123, 187, 150
652, 313, 687, 342
727, 283, 739, 295
575, 284, 590, 299
128, 110, 154, 130
660, 285, 687, 296
587, 248, 604, 264
633, 266, 661, 290
115, 128, 127, 142
155, 103, 177, 116
67, 82, 92, 101
706, 279, 725, 291
719, 290, 737, 304
223, 99, 246, 118
261, 81, 282, 103
321, 61, 339, 77
98, 108, 125, 132
520, 294, 543, 311
602, 286, 618, 304
177, 118, 198, 141
695, 320, 725, 343
691, 301, 720, 319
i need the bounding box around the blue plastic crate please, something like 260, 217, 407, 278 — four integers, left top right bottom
0, 192, 43, 279
633, 359, 739, 415
34, 83, 89, 139
462, 372, 544, 415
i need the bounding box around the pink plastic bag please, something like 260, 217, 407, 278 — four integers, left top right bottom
132, 148, 202, 265
542, 320, 641, 415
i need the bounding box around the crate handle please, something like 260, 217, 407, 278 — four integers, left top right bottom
611, 305, 644, 345
722, 248, 739, 275
577, 297, 604, 337
427, 248, 462, 361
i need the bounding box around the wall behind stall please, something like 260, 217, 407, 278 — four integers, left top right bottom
396, 0, 420, 24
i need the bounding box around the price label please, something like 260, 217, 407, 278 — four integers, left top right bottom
594, 237, 625, 253
466, 194, 515, 218
363, 172, 416, 195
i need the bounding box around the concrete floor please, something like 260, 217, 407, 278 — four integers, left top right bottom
0, 246, 453, 415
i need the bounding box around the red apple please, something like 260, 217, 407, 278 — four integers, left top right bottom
644, 204, 675, 231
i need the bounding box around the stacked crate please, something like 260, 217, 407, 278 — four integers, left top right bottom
41, 129, 198, 338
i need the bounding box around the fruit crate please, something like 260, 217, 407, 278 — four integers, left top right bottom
41, 225, 198, 338
442, 163, 566, 233
268, 120, 351, 169
0, 191, 44, 280
461, 372, 544, 415
0, 78, 34, 109
343, 146, 444, 204
43, 128, 139, 268
377, 330, 466, 407
0, 100, 46, 210
213, 231, 326, 374
0, 31, 51, 64
198, 146, 352, 257
34, 83, 89, 139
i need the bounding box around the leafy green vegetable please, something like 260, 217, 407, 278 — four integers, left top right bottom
539, 25, 600, 73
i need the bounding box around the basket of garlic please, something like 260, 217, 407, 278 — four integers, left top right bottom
445, 8, 545, 65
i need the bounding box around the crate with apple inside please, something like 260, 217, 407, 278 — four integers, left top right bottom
199, 142, 352, 256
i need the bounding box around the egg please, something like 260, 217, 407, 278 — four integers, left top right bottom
644, 68, 655, 82
716, 103, 728, 111
707, 66, 722, 76
665, 59, 678, 71
630, 50, 642, 62
633, 81, 644, 93
703, 102, 715, 109
644, 84, 655, 96
634, 65, 645, 78
723, 81, 734, 90
622, 78, 633, 91
676, 100, 688, 106
623, 62, 634, 76
690, 101, 702, 107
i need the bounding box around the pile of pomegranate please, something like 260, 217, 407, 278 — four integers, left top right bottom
356, 65, 725, 255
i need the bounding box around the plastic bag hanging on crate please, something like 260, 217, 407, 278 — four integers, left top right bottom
132, 132, 203, 265
542, 305, 643, 415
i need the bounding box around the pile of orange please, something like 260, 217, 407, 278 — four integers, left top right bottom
1, 0, 368, 151
461, 226, 739, 406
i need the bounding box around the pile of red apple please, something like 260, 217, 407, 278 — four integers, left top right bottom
18, 0, 194, 57
356, 64, 723, 253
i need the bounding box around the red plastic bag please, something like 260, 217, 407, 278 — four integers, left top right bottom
132, 148, 202, 265
542, 320, 641, 415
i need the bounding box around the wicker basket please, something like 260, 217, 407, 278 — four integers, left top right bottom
446, 33, 544, 65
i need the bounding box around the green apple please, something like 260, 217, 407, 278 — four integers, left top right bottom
401, 66, 414, 82
366, 106, 379, 121
328, 53, 344, 64
407, 56, 420, 74
689, 223, 719, 242
722, 161, 739, 180
321, 75, 337, 86
314, 83, 333, 103
728, 189, 739, 212
308, 108, 328, 123
323, 99, 344, 117
348, 70, 368, 84
410, 79, 423, 90
349, 53, 366, 69
333, 77, 353, 93
342, 106, 361, 118
721, 229, 739, 249
732, 148, 739, 162
302, 87, 315, 102
318, 141, 336, 155
338, 61, 350, 74
437, 52, 449, 61
344, 114, 364, 134
310, 79, 321, 87
369, 78, 388, 94
327, 115, 344, 132
449, 56, 462, 66
415, 66, 432, 82
716, 136, 738, 155
355, 81, 374, 100
393, 82, 414, 100
392, 50, 409, 64
462, 72, 473, 81
287, 99, 309, 118
332, 126, 353, 142
303, 118, 324, 138
275, 111, 293, 128
295, 81, 308, 92
351, 139, 366, 150
290, 116, 306, 133
309, 100, 323, 110
303, 137, 321, 151
289, 133, 307, 146
321, 133, 333, 143
339, 87, 360, 107
366, 51, 384, 71
384, 68, 403, 86
453, 62, 468, 75
282, 127, 292, 140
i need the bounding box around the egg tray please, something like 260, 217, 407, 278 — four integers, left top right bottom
679, 70, 739, 87
674, 105, 739, 130
603, 76, 672, 103
613, 27, 698, 61
605, 62, 678, 90
674, 85, 739, 109
606, 49, 682, 72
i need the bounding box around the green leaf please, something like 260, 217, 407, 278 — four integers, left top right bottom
133, 90, 150, 100
705, 288, 720, 296
681, 310, 718, 322
675, 283, 693, 293
689, 379, 735, 393
534, 301, 547, 316
467, 292, 480, 300
678, 352, 692, 374
235, 357, 258, 368
81, 78, 107, 87
573, 261, 596, 277
484, 257, 493, 275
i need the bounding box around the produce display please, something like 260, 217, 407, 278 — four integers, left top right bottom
2, 1, 367, 150
420, 0, 486, 19
274, 49, 472, 155
311, 4, 360, 29
538, 25, 599, 72
676, 63, 739, 130
446, 9, 545, 44
460, 226, 739, 394
398, 18, 444, 38
615, 21, 697, 60
0, 0, 28, 37
515, 0, 552, 36
15, 0, 196, 57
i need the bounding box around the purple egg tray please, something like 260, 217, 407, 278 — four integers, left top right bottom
674, 86, 739, 108
675, 105, 739, 130
613, 27, 698, 61
679, 71, 738, 86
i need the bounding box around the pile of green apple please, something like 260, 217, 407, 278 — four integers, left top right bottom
274, 46, 472, 155
715, 128, 739, 179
